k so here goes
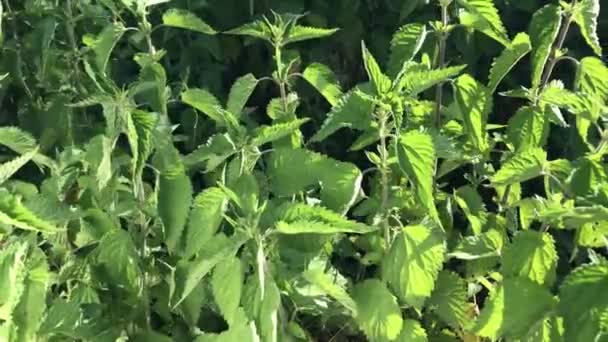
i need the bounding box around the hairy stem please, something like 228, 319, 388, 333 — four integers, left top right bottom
378, 110, 391, 245
434, 2, 450, 128
539, 5, 575, 92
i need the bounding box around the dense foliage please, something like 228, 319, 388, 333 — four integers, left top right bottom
1, 0, 607, 341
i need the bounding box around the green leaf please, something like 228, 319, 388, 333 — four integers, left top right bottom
226, 73, 258, 117
396, 130, 438, 220
505, 106, 549, 152
268, 148, 362, 213
576, 57, 608, 103
361, 41, 391, 95
487, 32, 532, 93
96, 230, 142, 294
383, 224, 446, 308
388, 23, 427, 78
181, 88, 226, 125
473, 277, 555, 340
454, 74, 491, 154
275, 203, 375, 235
458, 0, 510, 46
0, 242, 28, 321
528, 5, 562, 89
302, 63, 343, 106
396, 319, 428, 342
162, 9, 216, 34
86, 22, 126, 75
212, 256, 243, 326
285, 25, 339, 45
0, 189, 62, 234
502, 231, 557, 286
491, 148, 547, 186
559, 263, 608, 342
428, 271, 470, 328
303, 268, 358, 315
0, 148, 38, 186
540, 83, 601, 121
225, 20, 272, 42
0, 127, 37, 154
352, 279, 403, 342
183, 133, 237, 173
158, 160, 193, 253
183, 187, 228, 259
572, 0, 602, 56
399, 65, 467, 95
250, 119, 309, 147
310, 88, 375, 142
126, 110, 158, 182
449, 229, 504, 260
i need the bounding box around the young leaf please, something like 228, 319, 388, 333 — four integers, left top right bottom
275, 203, 375, 235
183, 133, 237, 173
0, 148, 38, 186
528, 5, 562, 89
502, 231, 557, 286
397, 130, 438, 220
458, 0, 510, 46
576, 57, 608, 103
388, 23, 427, 77
226, 73, 258, 117
158, 161, 193, 253
162, 9, 216, 34
487, 32, 532, 93
396, 320, 428, 342
284, 25, 339, 45
225, 21, 272, 43
303, 268, 358, 315
428, 271, 470, 328
96, 230, 142, 294
182, 187, 228, 259
558, 263, 608, 342
473, 277, 555, 340
250, 119, 309, 147
0, 127, 37, 154
361, 41, 391, 95
212, 256, 243, 326
352, 279, 403, 341
454, 74, 491, 154
491, 148, 547, 186
505, 106, 549, 152
399, 65, 467, 95
302, 63, 343, 106
181, 88, 225, 125
86, 22, 126, 75
0, 189, 62, 234
571, 0, 602, 56
383, 224, 446, 308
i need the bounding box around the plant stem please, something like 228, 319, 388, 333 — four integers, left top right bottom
274, 43, 289, 113
378, 110, 391, 245
434, 2, 450, 128
539, 4, 575, 92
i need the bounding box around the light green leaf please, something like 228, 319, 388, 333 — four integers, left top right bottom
183, 133, 237, 173
158, 159, 193, 253
572, 0, 602, 56
275, 203, 375, 235
502, 231, 557, 286
0, 242, 28, 321
225, 21, 272, 42
491, 148, 547, 186
227, 73, 258, 117
268, 148, 362, 213
428, 271, 470, 328
396, 319, 428, 342
0, 148, 38, 186
183, 187, 228, 259
559, 263, 608, 342
285, 25, 339, 45
488, 32, 532, 93
528, 5, 562, 89
128, 110, 158, 181
250, 119, 309, 147
449, 229, 504, 260
86, 22, 126, 75
454, 74, 491, 154
181, 88, 226, 125
505, 106, 549, 152
0, 189, 62, 234
399, 65, 467, 95
388, 23, 427, 77
396, 130, 438, 220
162, 9, 216, 34
361, 41, 391, 95
473, 277, 555, 340
352, 279, 403, 342
303, 268, 357, 315
97, 230, 141, 294
540, 83, 602, 121
0, 127, 37, 154
302, 63, 343, 106
383, 224, 446, 308
458, 0, 510, 46
575, 57, 608, 103
212, 256, 243, 326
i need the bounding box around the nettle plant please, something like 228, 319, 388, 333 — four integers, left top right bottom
0, 0, 607, 341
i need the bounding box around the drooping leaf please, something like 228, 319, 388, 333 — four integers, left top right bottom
388, 23, 427, 78
396, 319, 428, 342
571, 0, 602, 56
285, 25, 339, 45
575, 57, 608, 103
491, 148, 547, 186
162, 9, 216, 34
226, 73, 258, 117
275, 203, 375, 235
458, 0, 510, 46
540, 83, 601, 121
487, 32, 532, 93
303, 268, 358, 315
181, 88, 226, 125
85, 22, 126, 75
396, 130, 438, 220
502, 231, 557, 286
352, 279, 403, 342
96, 230, 142, 294
383, 224, 446, 308
302, 63, 343, 106
473, 277, 555, 340
361, 41, 391, 95
158, 158, 193, 253
399, 65, 467, 95
528, 5, 562, 89
225, 21, 272, 42
428, 271, 470, 328
0, 242, 28, 322
0, 189, 62, 234
183, 133, 237, 173
0, 148, 38, 186
182, 187, 228, 259
126, 110, 158, 182
559, 263, 608, 342
212, 256, 243, 326
250, 119, 309, 147
454, 74, 491, 154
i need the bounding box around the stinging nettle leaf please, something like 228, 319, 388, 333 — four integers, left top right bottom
275, 203, 375, 235
250, 119, 309, 147
505, 106, 549, 152
183, 187, 228, 259
302, 63, 343, 106
0, 189, 62, 234
398, 64, 467, 95
226, 73, 258, 117
571, 0, 602, 56
162, 9, 216, 34
528, 5, 562, 89
225, 20, 272, 42
458, 0, 510, 46
86, 22, 126, 75
428, 271, 470, 328
576, 57, 608, 104
181, 88, 226, 125
212, 256, 243, 326
352, 279, 403, 341
97, 230, 142, 294
361, 41, 391, 95
487, 32, 532, 93
284, 25, 339, 45
396, 319, 428, 342
0, 148, 38, 186
491, 148, 547, 186
388, 23, 427, 78
454, 74, 491, 154
303, 268, 358, 315
502, 230, 557, 286
158, 160, 193, 253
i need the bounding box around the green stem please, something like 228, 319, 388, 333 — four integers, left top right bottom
539, 5, 575, 92
434, 2, 450, 128
378, 110, 391, 245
